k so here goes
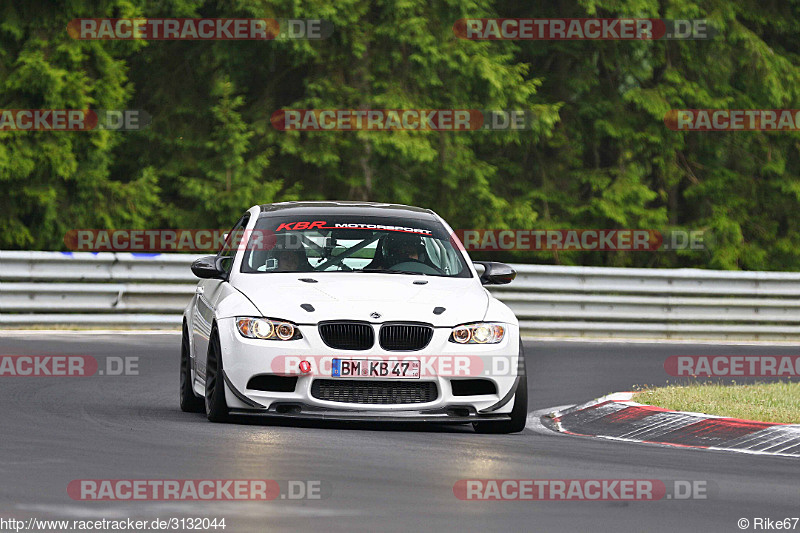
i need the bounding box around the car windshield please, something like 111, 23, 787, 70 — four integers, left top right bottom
240, 215, 471, 277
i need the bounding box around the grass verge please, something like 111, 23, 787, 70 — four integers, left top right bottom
633, 381, 800, 424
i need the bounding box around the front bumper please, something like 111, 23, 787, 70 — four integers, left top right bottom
215, 317, 522, 418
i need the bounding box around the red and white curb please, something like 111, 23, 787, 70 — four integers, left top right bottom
544, 393, 800, 458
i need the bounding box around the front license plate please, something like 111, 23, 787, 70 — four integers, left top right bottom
331, 359, 420, 379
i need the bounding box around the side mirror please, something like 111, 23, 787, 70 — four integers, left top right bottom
473, 261, 516, 285
191, 255, 227, 279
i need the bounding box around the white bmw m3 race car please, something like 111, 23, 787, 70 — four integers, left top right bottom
180, 201, 527, 433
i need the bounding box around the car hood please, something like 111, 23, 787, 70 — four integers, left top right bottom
231, 273, 489, 327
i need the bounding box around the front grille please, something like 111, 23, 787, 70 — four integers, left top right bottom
311, 379, 438, 404
318, 321, 374, 350
379, 323, 434, 351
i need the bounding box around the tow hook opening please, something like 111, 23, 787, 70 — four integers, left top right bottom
446, 407, 471, 418
275, 404, 302, 414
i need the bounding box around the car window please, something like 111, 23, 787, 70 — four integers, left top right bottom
240, 215, 471, 277
217, 214, 249, 275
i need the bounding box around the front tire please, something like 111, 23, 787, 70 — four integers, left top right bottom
180, 322, 204, 413
204, 326, 230, 422
473, 342, 528, 434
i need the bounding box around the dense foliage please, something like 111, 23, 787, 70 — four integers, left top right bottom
2, 0, 800, 269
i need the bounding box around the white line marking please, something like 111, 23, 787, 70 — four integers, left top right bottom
0, 330, 179, 335
521, 336, 800, 346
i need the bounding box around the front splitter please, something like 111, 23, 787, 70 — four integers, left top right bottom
228, 406, 511, 424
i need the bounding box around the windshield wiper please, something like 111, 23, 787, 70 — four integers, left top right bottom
369, 270, 431, 276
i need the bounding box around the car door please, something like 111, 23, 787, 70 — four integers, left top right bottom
192, 213, 249, 382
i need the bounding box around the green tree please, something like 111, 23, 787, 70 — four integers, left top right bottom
0, 0, 158, 249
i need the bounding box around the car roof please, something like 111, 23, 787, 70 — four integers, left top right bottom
258, 201, 437, 219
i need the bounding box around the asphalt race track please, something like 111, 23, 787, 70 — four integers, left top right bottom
1, 333, 798, 532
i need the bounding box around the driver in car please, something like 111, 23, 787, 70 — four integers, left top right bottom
366, 233, 426, 270
252, 234, 312, 272
392, 238, 421, 262
274, 250, 301, 271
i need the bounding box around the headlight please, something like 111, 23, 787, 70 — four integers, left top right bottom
236, 317, 302, 340
449, 323, 505, 344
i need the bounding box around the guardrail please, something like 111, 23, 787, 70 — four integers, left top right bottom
3, 250, 800, 340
